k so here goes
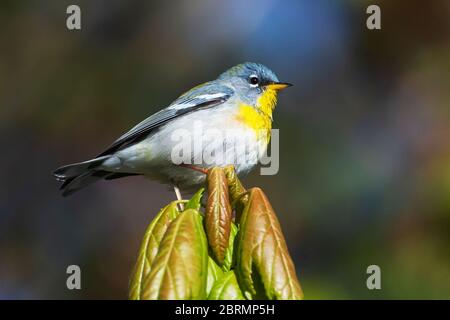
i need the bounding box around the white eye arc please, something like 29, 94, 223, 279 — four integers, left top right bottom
249, 74, 259, 87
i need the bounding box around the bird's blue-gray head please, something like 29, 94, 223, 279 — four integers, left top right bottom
217, 62, 291, 110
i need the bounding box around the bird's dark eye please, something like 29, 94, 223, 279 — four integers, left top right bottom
249, 76, 259, 86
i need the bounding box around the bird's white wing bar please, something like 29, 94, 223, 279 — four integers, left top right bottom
167, 92, 229, 110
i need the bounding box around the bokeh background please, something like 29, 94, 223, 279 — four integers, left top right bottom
1, 0, 449, 299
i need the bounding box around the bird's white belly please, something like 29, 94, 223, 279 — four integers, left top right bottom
103, 106, 268, 187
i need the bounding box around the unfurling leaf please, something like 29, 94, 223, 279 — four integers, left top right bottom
223, 165, 248, 222
236, 188, 303, 300
205, 167, 232, 265
185, 188, 205, 211
206, 257, 223, 296
141, 209, 208, 300
128, 201, 180, 300
208, 271, 245, 300
223, 165, 246, 203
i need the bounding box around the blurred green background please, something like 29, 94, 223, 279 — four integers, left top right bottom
0, 0, 449, 299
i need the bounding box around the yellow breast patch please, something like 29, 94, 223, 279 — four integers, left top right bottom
257, 88, 278, 117
235, 89, 279, 144
236, 105, 272, 145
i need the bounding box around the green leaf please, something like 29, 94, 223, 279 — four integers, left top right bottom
185, 188, 205, 211
208, 271, 245, 300
206, 257, 223, 296
222, 222, 238, 272
128, 202, 180, 300
236, 188, 304, 300
141, 209, 208, 300
205, 167, 232, 265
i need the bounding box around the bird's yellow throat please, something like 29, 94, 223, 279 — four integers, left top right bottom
237, 88, 278, 143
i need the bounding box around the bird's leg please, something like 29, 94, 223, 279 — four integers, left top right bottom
173, 165, 207, 212
173, 184, 183, 201
173, 184, 184, 211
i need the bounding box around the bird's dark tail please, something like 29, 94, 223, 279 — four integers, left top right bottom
53, 156, 111, 196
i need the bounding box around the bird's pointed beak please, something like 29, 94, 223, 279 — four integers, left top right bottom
264, 82, 293, 91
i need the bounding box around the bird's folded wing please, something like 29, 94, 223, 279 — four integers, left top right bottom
98, 82, 234, 156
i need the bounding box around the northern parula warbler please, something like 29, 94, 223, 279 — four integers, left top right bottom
54, 62, 291, 196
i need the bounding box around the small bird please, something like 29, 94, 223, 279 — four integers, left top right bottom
54, 62, 291, 197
